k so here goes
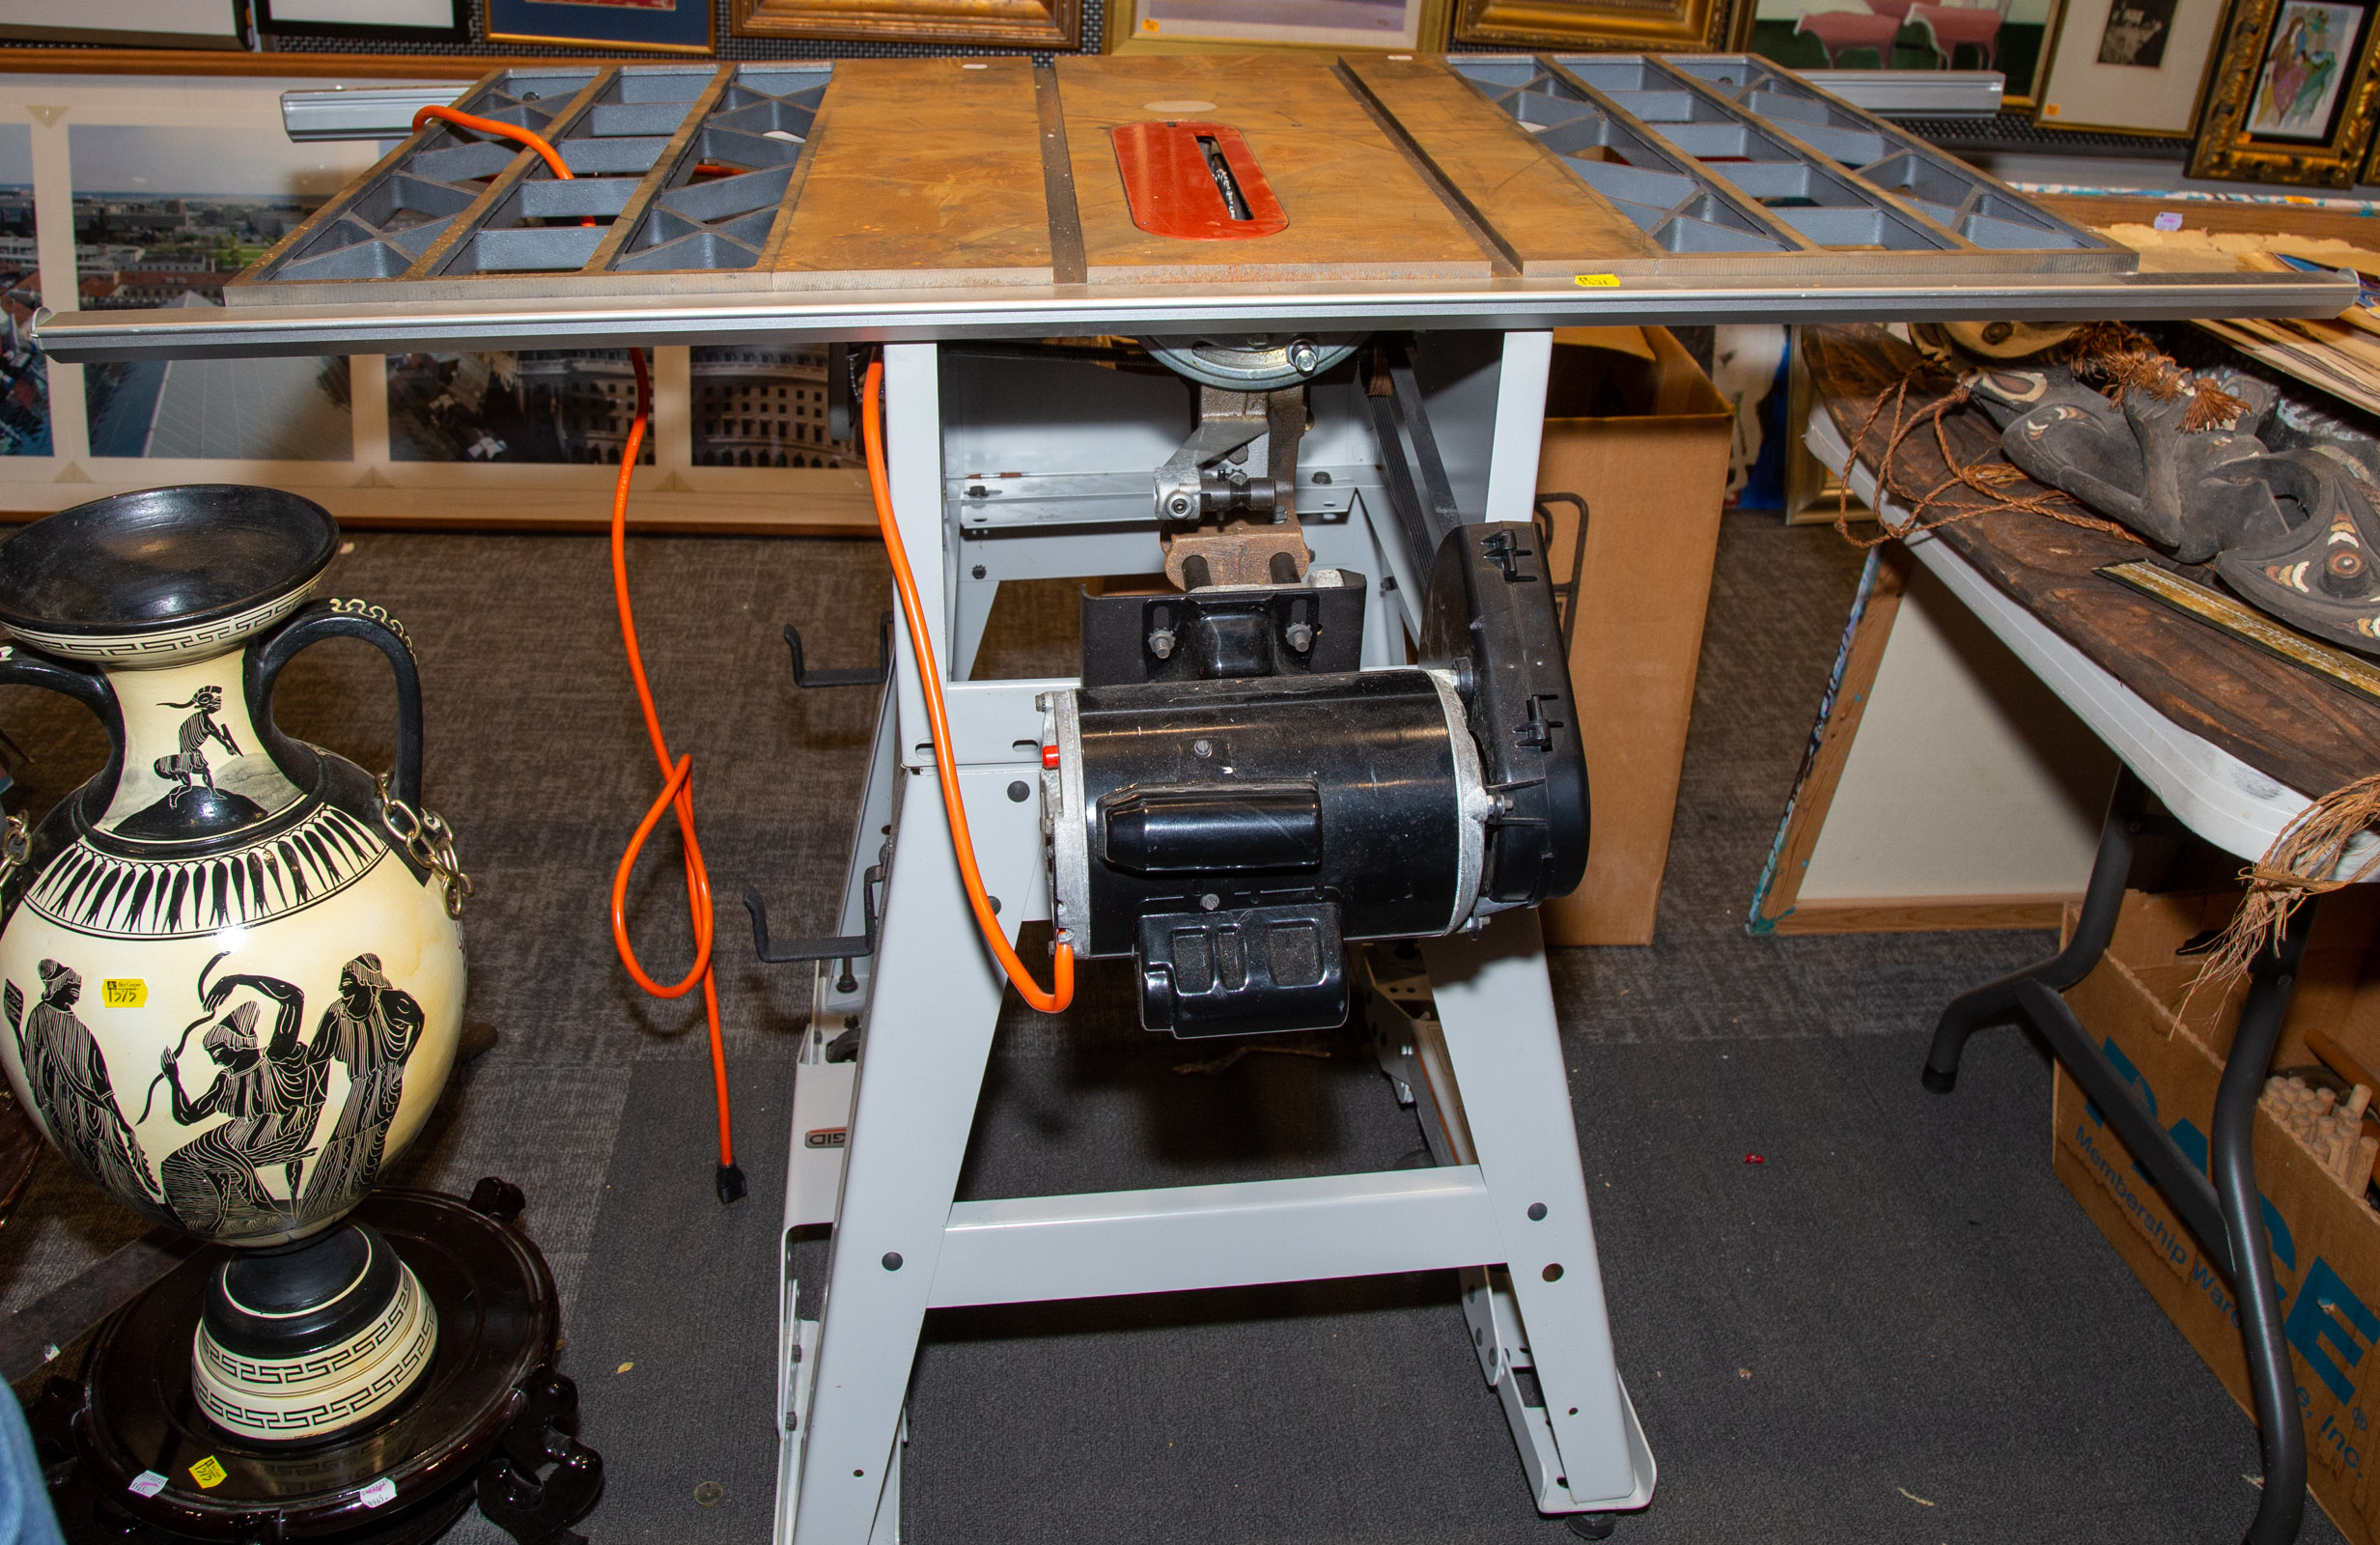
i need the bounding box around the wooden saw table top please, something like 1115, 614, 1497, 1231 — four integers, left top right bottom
31, 53, 2355, 361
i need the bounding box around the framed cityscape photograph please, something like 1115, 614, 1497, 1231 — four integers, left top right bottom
2033, 0, 2225, 133
487, 0, 716, 52
253, 0, 469, 42
1747, 0, 2056, 106
2192, 0, 2380, 183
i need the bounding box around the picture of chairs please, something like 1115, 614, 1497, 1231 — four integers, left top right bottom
1787, 0, 2010, 70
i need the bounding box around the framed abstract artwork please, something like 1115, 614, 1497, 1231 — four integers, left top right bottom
2033, 0, 2225, 133
2191, 0, 2380, 183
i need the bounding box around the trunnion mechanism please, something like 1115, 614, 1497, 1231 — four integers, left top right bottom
1039, 339, 1590, 1038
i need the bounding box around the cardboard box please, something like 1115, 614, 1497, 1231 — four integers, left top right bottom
1536, 326, 1732, 946
2055, 885, 2380, 1543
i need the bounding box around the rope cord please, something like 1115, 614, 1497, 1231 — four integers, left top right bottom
1834, 361, 2142, 551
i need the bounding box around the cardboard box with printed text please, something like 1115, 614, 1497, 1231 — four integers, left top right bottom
2056, 886, 2380, 1544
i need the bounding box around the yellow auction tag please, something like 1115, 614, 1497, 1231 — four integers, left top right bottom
101, 979, 145, 1008
1574, 274, 1620, 288
188, 1456, 226, 1490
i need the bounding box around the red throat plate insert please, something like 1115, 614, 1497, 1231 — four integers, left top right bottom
1109, 122, 1289, 240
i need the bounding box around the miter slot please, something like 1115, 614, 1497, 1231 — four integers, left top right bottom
609, 65, 831, 276
242, 67, 605, 290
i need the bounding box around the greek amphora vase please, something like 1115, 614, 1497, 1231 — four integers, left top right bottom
0, 487, 468, 1256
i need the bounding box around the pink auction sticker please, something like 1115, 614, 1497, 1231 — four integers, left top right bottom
360, 1478, 398, 1509
127, 1472, 167, 1498
2154, 211, 2185, 232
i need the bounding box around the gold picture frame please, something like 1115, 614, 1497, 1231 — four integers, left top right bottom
731, 0, 1081, 48
1452, 0, 1753, 54
2190, 0, 2380, 183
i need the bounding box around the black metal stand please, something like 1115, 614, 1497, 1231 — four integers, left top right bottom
1924, 768, 2313, 1545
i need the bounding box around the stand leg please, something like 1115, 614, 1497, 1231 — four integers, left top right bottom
1924, 767, 2147, 1093
2221, 907, 2313, 1545
787, 773, 1009, 1545
1922, 767, 2315, 1545
1425, 911, 1646, 1512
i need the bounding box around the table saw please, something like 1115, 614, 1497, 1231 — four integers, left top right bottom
32, 49, 2351, 1545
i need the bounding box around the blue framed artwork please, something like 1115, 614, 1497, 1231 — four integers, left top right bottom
486, 0, 716, 52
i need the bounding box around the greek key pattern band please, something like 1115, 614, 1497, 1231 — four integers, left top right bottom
196, 1272, 416, 1390
5, 589, 314, 662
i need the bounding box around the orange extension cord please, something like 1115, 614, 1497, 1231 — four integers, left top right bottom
422, 105, 745, 1199
861, 361, 1075, 1014
607, 348, 742, 1203
410, 106, 574, 180
413, 111, 1068, 1191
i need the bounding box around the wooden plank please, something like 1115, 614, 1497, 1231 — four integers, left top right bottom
1339, 56, 1661, 277
2038, 192, 2380, 249
773, 58, 1052, 289
1802, 323, 2380, 801
1768, 893, 2077, 935
0, 482, 874, 538
0, 48, 569, 79
1054, 53, 1490, 283
1747, 540, 1910, 934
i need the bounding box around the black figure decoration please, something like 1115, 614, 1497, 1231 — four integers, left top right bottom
153, 685, 240, 808
3, 960, 163, 1222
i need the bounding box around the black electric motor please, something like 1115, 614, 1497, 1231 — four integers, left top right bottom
1042, 522, 1588, 1038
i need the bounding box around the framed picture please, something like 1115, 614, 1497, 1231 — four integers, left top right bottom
487, 0, 715, 52
253, 0, 468, 42
732, 0, 1079, 47
2033, 0, 2225, 133
1454, 0, 1751, 52
0, 0, 242, 48
1115, 0, 1430, 48
2191, 0, 2380, 183
1747, 0, 2055, 107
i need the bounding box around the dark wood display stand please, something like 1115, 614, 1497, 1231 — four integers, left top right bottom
31, 1180, 601, 1545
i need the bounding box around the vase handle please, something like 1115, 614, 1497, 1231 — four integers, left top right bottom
248, 600, 424, 809
0, 647, 124, 807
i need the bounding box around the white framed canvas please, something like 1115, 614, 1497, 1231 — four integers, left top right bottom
2035, 0, 2226, 133
0, 0, 241, 46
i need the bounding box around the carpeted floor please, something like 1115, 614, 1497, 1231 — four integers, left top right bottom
0, 509, 2335, 1544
